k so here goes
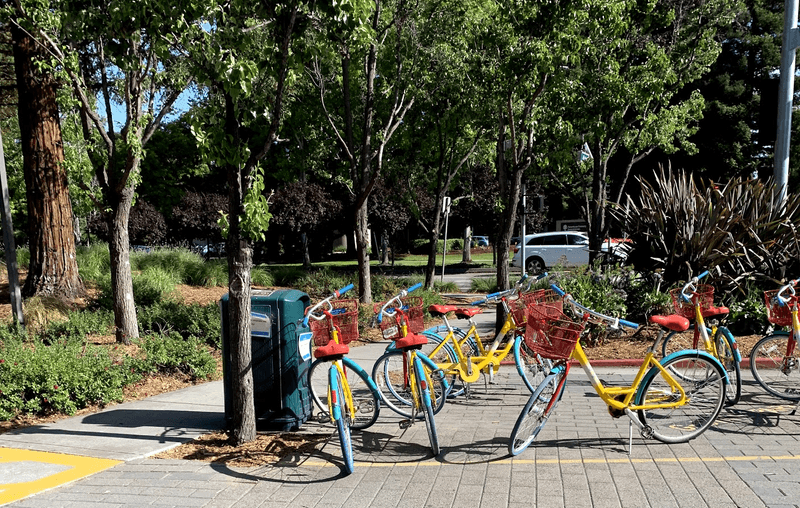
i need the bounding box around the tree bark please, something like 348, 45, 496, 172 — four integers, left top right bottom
12, 24, 84, 299
107, 185, 138, 344
355, 203, 372, 303
462, 227, 472, 264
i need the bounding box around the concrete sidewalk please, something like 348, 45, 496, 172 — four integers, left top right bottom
3, 306, 800, 506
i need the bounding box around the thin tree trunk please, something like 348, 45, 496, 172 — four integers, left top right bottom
462, 227, 472, 263
12, 24, 84, 299
355, 203, 372, 303
108, 187, 138, 344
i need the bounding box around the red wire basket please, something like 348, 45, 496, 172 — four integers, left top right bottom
764, 290, 797, 327
309, 299, 359, 346
524, 304, 583, 360
374, 296, 424, 340
522, 288, 564, 313
670, 285, 714, 320
509, 295, 528, 330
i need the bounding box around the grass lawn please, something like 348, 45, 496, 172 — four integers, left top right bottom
260, 250, 499, 269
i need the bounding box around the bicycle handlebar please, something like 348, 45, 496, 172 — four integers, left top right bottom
679, 270, 710, 303
376, 283, 422, 323
550, 283, 639, 330
470, 272, 548, 306
303, 284, 354, 327
775, 279, 798, 307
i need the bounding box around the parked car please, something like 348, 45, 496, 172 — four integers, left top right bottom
472, 235, 490, 247
510, 232, 629, 274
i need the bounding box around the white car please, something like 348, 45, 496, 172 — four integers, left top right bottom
510, 232, 630, 274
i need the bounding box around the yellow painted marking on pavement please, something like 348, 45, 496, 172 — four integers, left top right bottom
0, 448, 121, 505
298, 454, 800, 469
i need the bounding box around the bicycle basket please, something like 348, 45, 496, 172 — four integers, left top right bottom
669, 284, 714, 320
374, 296, 424, 340
509, 295, 528, 330
524, 304, 583, 360
309, 299, 359, 346
764, 289, 796, 327
522, 288, 563, 313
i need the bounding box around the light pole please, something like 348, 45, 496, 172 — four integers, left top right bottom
774, 0, 800, 203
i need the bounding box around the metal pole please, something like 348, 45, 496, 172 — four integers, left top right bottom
774, 0, 800, 203
0, 129, 24, 326
440, 198, 450, 284
521, 183, 526, 277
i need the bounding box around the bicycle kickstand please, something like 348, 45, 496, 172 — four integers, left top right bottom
791, 399, 800, 416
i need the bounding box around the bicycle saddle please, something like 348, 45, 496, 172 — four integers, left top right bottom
314, 342, 350, 359
395, 333, 429, 350
649, 314, 690, 332
454, 308, 482, 319
427, 305, 459, 317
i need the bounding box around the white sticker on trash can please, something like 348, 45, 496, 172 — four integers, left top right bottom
298, 331, 313, 361
251, 312, 271, 338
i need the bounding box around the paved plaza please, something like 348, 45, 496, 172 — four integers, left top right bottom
0, 334, 799, 507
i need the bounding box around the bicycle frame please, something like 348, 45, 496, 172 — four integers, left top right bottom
570, 341, 687, 412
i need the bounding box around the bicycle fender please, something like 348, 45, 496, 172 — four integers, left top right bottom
634, 350, 729, 405
717, 327, 743, 363
328, 367, 342, 420
416, 350, 452, 393
341, 356, 382, 396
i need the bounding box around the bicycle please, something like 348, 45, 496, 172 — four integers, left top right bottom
749, 279, 800, 401
370, 283, 442, 455
661, 271, 742, 406
303, 284, 381, 474
405, 273, 550, 399
508, 284, 728, 456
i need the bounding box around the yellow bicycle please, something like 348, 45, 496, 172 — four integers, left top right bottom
509, 284, 728, 456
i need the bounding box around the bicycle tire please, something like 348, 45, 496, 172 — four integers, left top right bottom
749, 332, 800, 401
509, 367, 566, 456
414, 356, 440, 456
309, 359, 381, 429
636, 353, 725, 443
513, 336, 551, 393
715, 327, 742, 406
330, 367, 354, 474
372, 350, 446, 418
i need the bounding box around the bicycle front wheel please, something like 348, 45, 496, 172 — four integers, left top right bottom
509, 367, 566, 456
372, 351, 446, 418
715, 327, 741, 406
330, 367, 354, 474
414, 356, 440, 456
310, 358, 380, 429
661, 329, 699, 358
637, 353, 725, 443
514, 336, 550, 393
750, 333, 800, 400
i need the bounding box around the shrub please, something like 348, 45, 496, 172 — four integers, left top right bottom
131, 333, 217, 379
76, 243, 111, 284
724, 283, 769, 335
42, 309, 114, 344
0, 339, 140, 419
137, 301, 222, 348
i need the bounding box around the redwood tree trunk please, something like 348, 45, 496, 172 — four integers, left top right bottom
12, 24, 84, 299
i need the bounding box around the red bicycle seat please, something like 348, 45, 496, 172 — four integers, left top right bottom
395, 333, 429, 349
428, 304, 458, 317
650, 314, 690, 332
313, 342, 350, 359
702, 306, 729, 318
454, 308, 482, 319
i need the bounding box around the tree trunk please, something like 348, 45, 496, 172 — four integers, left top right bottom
424, 206, 443, 289
108, 187, 138, 344
355, 203, 372, 304
462, 226, 472, 263
12, 24, 84, 299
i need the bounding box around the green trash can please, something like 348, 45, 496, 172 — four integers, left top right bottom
220, 289, 312, 431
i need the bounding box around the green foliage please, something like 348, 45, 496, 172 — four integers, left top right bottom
251, 267, 274, 288
625, 275, 673, 322
137, 302, 222, 349
724, 283, 769, 336
131, 333, 216, 379
42, 309, 114, 344
551, 267, 627, 319
75, 244, 111, 284
471, 277, 497, 293
0, 339, 140, 420
13, 248, 29, 270
612, 169, 800, 291
294, 269, 354, 300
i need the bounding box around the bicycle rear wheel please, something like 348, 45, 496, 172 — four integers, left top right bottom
636, 353, 725, 443
661, 329, 699, 357
414, 355, 440, 456
310, 358, 380, 429
509, 367, 566, 456
750, 333, 800, 400
715, 327, 741, 406
372, 351, 446, 418
330, 367, 354, 474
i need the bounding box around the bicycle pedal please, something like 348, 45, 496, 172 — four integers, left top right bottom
316, 412, 329, 423
399, 419, 412, 430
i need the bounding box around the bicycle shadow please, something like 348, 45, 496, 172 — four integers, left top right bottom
711, 389, 800, 435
